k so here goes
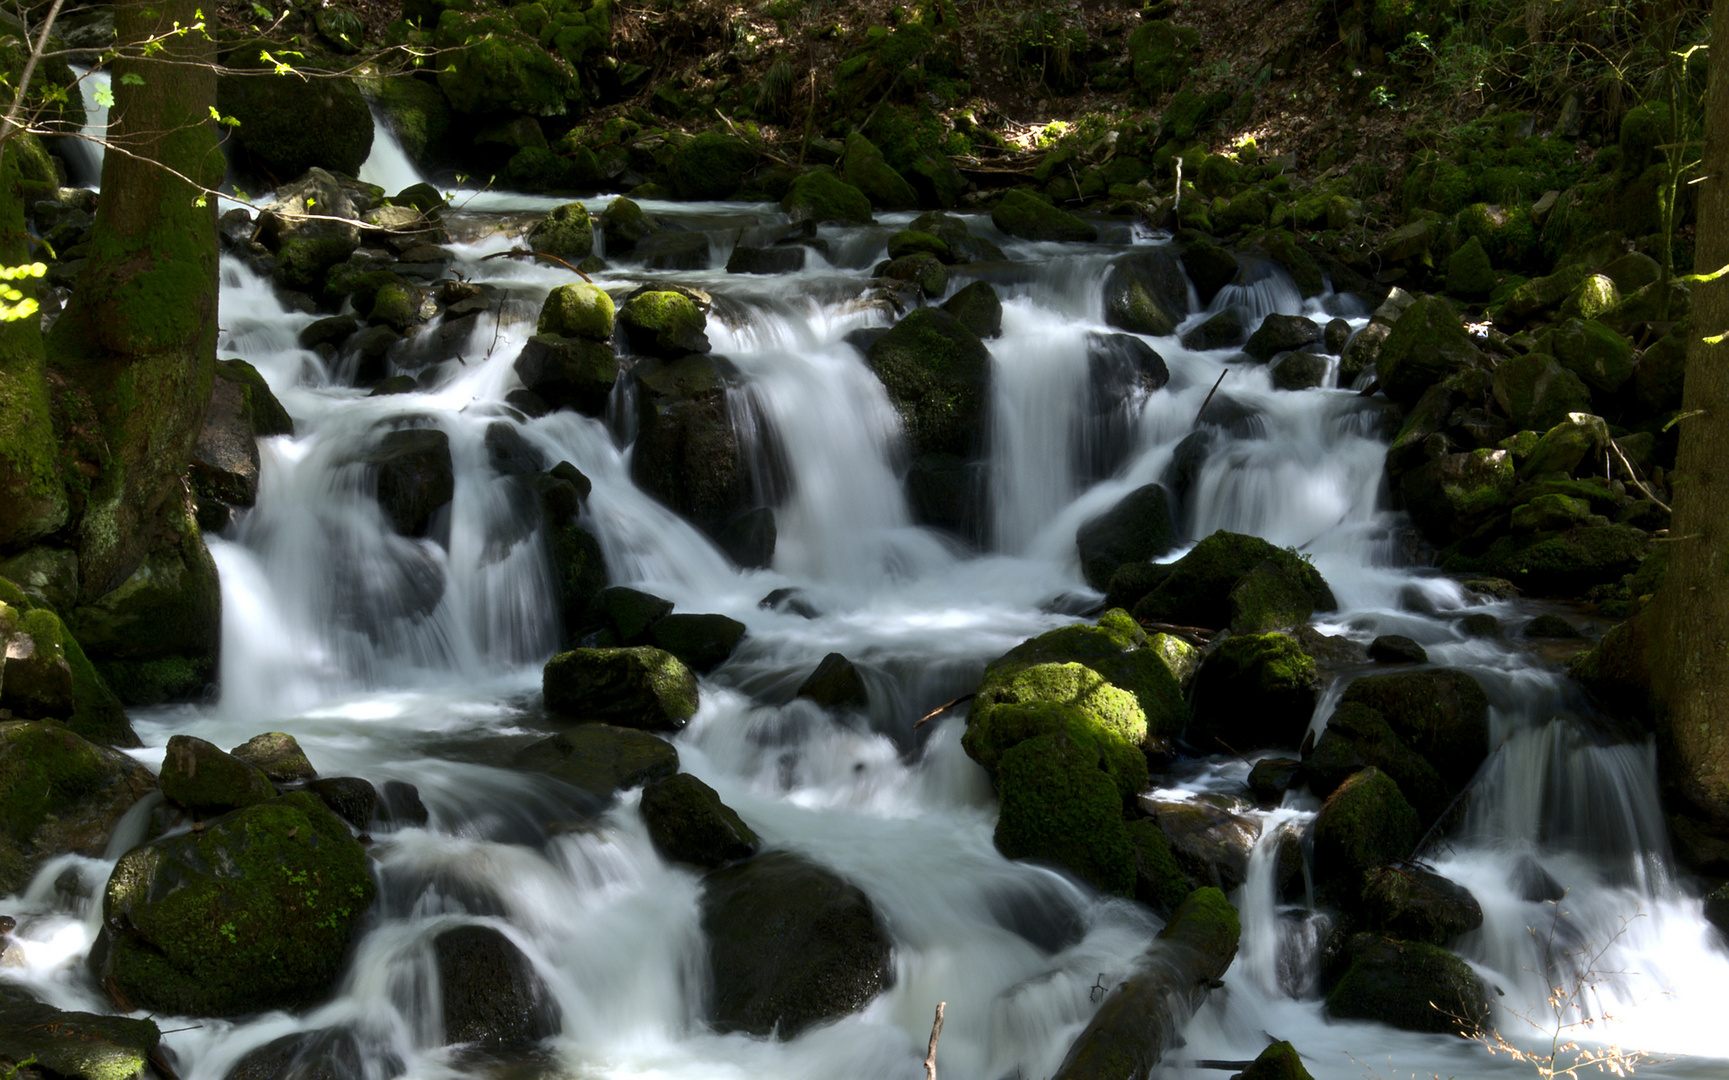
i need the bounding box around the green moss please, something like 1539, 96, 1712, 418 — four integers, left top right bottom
964, 700, 1147, 800
670, 132, 757, 200
864, 306, 989, 458
1127, 20, 1199, 93
1134, 530, 1334, 630
841, 133, 919, 210
1312, 767, 1420, 888
1227, 558, 1318, 633
993, 730, 1135, 896
619, 290, 708, 357
781, 168, 873, 225
95, 655, 209, 706
539, 283, 615, 340
990, 189, 1097, 243
358, 75, 453, 167
527, 200, 595, 259
0, 720, 113, 849
434, 10, 579, 115
1125, 818, 1190, 915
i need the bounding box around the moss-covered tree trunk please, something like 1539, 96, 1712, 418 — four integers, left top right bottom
46, 0, 223, 600
1650, 0, 1729, 821
0, 139, 66, 549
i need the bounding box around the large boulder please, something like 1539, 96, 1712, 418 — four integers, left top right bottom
646, 613, 747, 674
513, 725, 679, 798
0, 996, 161, 1080
994, 729, 1136, 895
1491, 352, 1592, 432
1399, 448, 1517, 544
1302, 702, 1450, 826
433, 924, 560, 1047
908, 211, 1006, 264
630, 354, 750, 535
159, 734, 278, 815
94, 792, 377, 1016
230, 732, 318, 783
840, 133, 918, 209
1360, 865, 1484, 945
534, 466, 609, 644
669, 133, 757, 200
1132, 531, 1335, 631
1075, 484, 1176, 591
1481, 523, 1650, 596
991, 189, 1097, 243
864, 307, 991, 459
941, 278, 1003, 337
514, 334, 620, 417
542, 646, 700, 730
537, 283, 615, 341
780, 169, 873, 225
0, 580, 134, 746
1189, 633, 1319, 753
701, 851, 894, 1037
619, 290, 710, 358
639, 773, 760, 868
1548, 318, 1635, 394
218, 64, 373, 179
1311, 768, 1421, 895
1374, 296, 1481, 406
1140, 798, 1260, 892
1338, 669, 1490, 789
363, 428, 454, 537
526, 201, 595, 261
1242, 314, 1323, 362
1102, 250, 1188, 336
190, 358, 294, 525
0, 721, 156, 896
1325, 933, 1490, 1036
796, 652, 869, 710
219, 1027, 383, 1080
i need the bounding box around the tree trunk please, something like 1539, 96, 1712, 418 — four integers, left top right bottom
0, 141, 66, 549
1650, 0, 1729, 822
45, 0, 222, 600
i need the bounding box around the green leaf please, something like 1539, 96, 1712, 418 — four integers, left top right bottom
120, 72, 145, 85
93, 86, 114, 108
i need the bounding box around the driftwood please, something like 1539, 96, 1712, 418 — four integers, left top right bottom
479, 248, 593, 282
923, 1001, 946, 1080
1191, 369, 1229, 429
1050, 889, 1240, 1080
914, 694, 975, 728
1134, 620, 1214, 647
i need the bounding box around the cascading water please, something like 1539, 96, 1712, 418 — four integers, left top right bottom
6, 115, 1729, 1080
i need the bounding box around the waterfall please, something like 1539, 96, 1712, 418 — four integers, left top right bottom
4, 111, 1727, 1080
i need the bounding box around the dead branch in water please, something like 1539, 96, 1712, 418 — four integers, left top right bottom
924, 1001, 946, 1080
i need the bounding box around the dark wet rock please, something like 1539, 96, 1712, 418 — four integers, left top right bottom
908, 211, 1006, 264
991, 189, 1096, 243
535, 472, 609, 645
905, 453, 983, 539
380, 780, 430, 828
1228, 558, 1326, 633
1338, 669, 1490, 789
1524, 614, 1583, 639
1368, 635, 1428, 664
647, 613, 747, 674
0, 997, 161, 1080
1103, 249, 1188, 336
1243, 314, 1323, 362
1324, 318, 1353, 355
1302, 702, 1451, 826
640, 773, 760, 868
94, 792, 376, 1016
1325, 933, 1490, 1036
716, 507, 776, 569
1459, 612, 1500, 638
759, 588, 820, 619
231, 732, 318, 783
941, 280, 1003, 339
1361, 865, 1484, 945
1398, 448, 1516, 544
542, 647, 700, 731
1179, 307, 1249, 351
1076, 484, 1176, 592
305, 776, 379, 831
1509, 853, 1565, 902
1086, 332, 1171, 405
1312, 768, 1422, 894
635, 230, 712, 271
513, 726, 679, 798
368, 375, 419, 397
1189, 633, 1319, 753
1125, 818, 1191, 916
1271, 352, 1330, 391
600, 586, 675, 644
598, 197, 656, 256
865, 307, 991, 459
1375, 295, 1482, 407
1237, 1040, 1315, 1080
434, 924, 560, 1047
1248, 757, 1302, 804
365, 428, 454, 538
630, 354, 750, 536
221, 1027, 398, 1080
1140, 798, 1260, 892
0, 721, 157, 898
1180, 239, 1239, 306
727, 245, 805, 275
485, 422, 545, 476
160, 734, 278, 815
796, 653, 869, 710
702, 850, 894, 1038
513, 334, 619, 418
1131, 530, 1336, 631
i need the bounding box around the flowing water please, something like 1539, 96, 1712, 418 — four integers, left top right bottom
7, 114, 1729, 1080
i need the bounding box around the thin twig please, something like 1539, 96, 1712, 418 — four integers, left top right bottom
1192, 369, 1229, 429
480, 248, 594, 282
914, 694, 975, 728
923, 1001, 946, 1080
1606, 436, 1671, 514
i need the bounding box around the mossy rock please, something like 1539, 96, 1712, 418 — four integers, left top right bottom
1325, 933, 1489, 1036
514, 334, 619, 416
159, 734, 278, 815
880, 251, 949, 297
1302, 702, 1450, 826
512, 724, 678, 798
1360, 865, 1483, 946
840, 133, 918, 210
909, 211, 1006, 264
991, 189, 1097, 243
1075, 484, 1176, 591
994, 729, 1135, 896
639, 772, 759, 868
537, 283, 614, 341
618, 290, 710, 358
96, 792, 376, 1017
433, 10, 578, 115
0, 579, 134, 747
1445, 236, 1495, 299
231, 731, 318, 784
886, 229, 950, 261
526, 201, 595, 260
1481, 524, 1650, 597
1311, 768, 1420, 895
1546, 317, 1635, 394
1189, 632, 1318, 752
864, 307, 989, 459
1132, 530, 1335, 631
0, 720, 157, 896
1398, 448, 1517, 544
1127, 20, 1199, 93
1237, 1040, 1314, 1080
536, 481, 609, 644
781, 168, 873, 225
600, 585, 674, 643
0, 998, 160, 1080
964, 699, 1147, 801
359, 75, 454, 168
940, 280, 1003, 339
542, 646, 699, 730
1374, 295, 1480, 406
1490, 352, 1591, 432
1102, 248, 1188, 336
670, 132, 757, 201
1337, 669, 1489, 789
218, 64, 374, 179
1228, 557, 1331, 633
1125, 817, 1190, 916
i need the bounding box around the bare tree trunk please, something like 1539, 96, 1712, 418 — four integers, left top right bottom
1650, 0, 1729, 821
45, 0, 223, 599
0, 142, 65, 548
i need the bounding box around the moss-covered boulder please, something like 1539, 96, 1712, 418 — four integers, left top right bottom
513, 725, 679, 798
965, 699, 1148, 802
514, 334, 620, 417
1375, 295, 1480, 406
159, 734, 278, 815
1189, 633, 1319, 753
526, 201, 595, 260
1325, 933, 1490, 1036
1227, 557, 1330, 633
0, 599, 74, 719
538, 283, 614, 341
1075, 484, 1176, 591
669, 132, 757, 201
908, 211, 1006, 264
1444, 236, 1495, 298
619, 290, 710, 358
1547, 317, 1635, 395
359, 74, 453, 168
639, 772, 759, 868
1399, 447, 1517, 544
1243, 314, 1323, 362
940, 280, 1003, 339
1125, 817, 1191, 916
230, 732, 318, 784
880, 251, 949, 297
864, 307, 990, 459
781, 169, 873, 225
1127, 20, 1199, 93
94, 791, 376, 1017
1311, 768, 1421, 893
598, 196, 657, 256
1102, 249, 1188, 336
542, 646, 699, 730
1132, 530, 1336, 631
991, 189, 1097, 243
647, 612, 746, 674
702, 850, 894, 1037
840, 132, 918, 210
217, 64, 374, 179
994, 729, 1136, 895
599, 585, 673, 644
0, 997, 161, 1080
0, 720, 156, 896
1338, 669, 1489, 789
433, 10, 578, 115
1361, 865, 1484, 945
1560, 273, 1621, 321
1302, 702, 1450, 826
1490, 352, 1591, 432
1481, 523, 1650, 596
1238, 1040, 1315, 1080
0, 579, 133, 746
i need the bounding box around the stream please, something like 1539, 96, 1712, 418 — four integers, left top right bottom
5, 111, 1729, 1080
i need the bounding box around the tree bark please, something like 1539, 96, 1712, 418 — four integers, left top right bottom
1650, 0, 1729, 821
0, 141, 66, 549
45, 0, 223, 599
